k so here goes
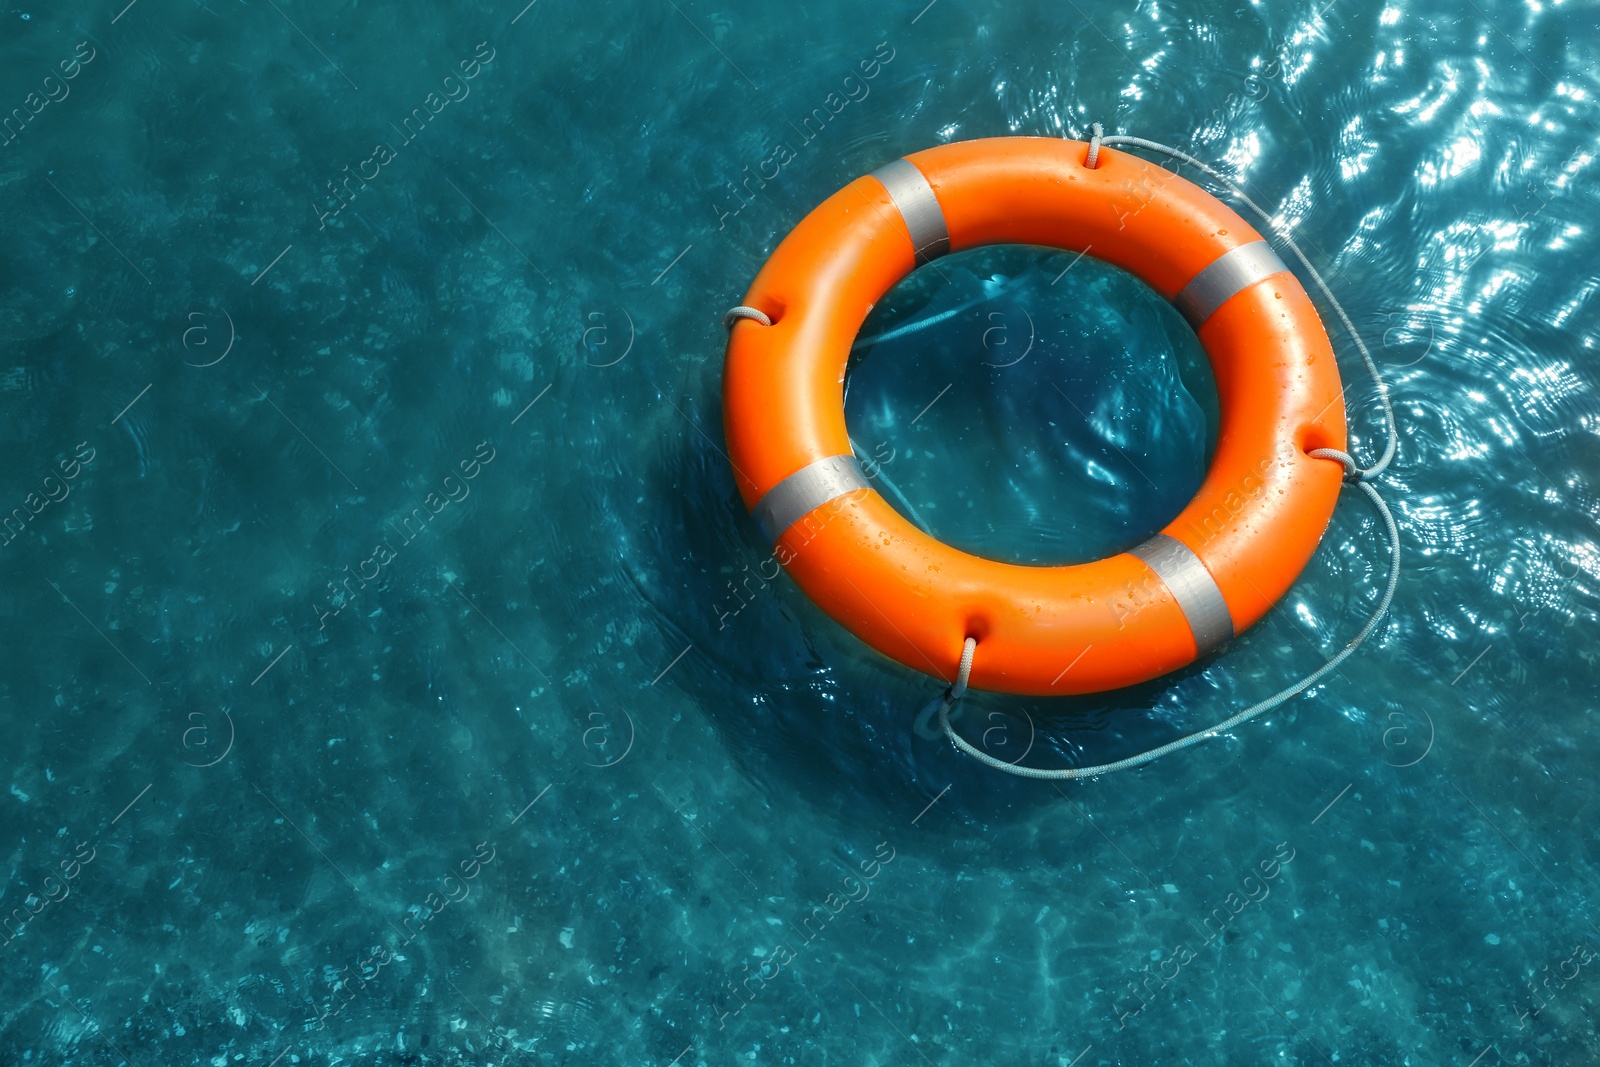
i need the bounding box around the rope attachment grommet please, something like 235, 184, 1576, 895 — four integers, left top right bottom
723, 305, 772, 331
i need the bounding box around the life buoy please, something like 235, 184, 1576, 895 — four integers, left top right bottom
722, 137, 1346, 697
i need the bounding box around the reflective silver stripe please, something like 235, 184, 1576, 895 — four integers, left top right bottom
752, 454, 871, 543
1171, 241, 1289, 328
870, 158, 950, 265
1128, 533, 1235, 655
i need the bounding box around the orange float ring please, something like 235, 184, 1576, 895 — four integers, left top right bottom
721, 136, 1347, 697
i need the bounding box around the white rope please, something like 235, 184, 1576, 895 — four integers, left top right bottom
950, 636, 976, 699
939, 478, 1400, 778
723, 305, 772, 330
936, 127, 1403, 779
1096, 132, 1397, 479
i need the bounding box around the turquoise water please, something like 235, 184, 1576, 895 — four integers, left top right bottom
2, 0, 1597, 1063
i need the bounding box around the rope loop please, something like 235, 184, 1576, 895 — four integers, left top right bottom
1084, 122, 1105, 169
943, 636, 977, 705
723, 305, 772, 331
1308, 447, 1365, 484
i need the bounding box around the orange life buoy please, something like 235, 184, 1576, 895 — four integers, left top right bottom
722, 136, 1346, 697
